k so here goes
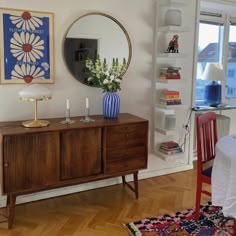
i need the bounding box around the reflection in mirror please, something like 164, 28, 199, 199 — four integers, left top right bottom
63, 13, 132, 86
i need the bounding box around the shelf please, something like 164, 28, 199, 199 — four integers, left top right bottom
156, 104, 186, 109
159, 0, 188, 7
155, 150, 185, 161
156, 78, 184, 84
157, 53, 187, 58
155, 127, 175, 135
157, 26, 189, 32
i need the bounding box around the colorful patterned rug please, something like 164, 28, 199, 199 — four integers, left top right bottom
125, 202, 235, 235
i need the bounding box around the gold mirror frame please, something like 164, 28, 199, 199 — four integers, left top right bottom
63, 12, 132, 86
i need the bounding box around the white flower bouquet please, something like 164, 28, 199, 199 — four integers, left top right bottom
85, 56, 127, 93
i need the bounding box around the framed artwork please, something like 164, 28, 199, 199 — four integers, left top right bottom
0, 8, 54, 84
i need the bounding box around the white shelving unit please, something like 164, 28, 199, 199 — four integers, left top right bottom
153, 0, 190, 160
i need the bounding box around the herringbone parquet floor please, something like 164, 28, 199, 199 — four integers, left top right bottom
0, 167, 211, 236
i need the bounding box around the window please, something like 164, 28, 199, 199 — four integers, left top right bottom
195, 4, 236, 105
195, 20, 224, 106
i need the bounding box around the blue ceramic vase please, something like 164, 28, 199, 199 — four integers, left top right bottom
103, 92, 120, 118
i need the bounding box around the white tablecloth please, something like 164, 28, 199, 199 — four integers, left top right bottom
212, 134, 236, 218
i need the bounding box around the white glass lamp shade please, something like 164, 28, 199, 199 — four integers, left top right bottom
18, 84, 52, 99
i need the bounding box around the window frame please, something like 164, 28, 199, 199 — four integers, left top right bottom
194, 8, 236, 105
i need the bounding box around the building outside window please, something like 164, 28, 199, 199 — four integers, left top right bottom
226, 23, 236, 99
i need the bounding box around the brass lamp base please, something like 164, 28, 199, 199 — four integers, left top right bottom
19, 97, 51, 128
22, 120, 50, 128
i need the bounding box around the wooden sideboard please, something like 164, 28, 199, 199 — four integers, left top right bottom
0, 113, 148, 228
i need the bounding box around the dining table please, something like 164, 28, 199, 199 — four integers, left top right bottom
212, 134, 236, 218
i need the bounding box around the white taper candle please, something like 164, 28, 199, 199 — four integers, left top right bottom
86, 97, 89, 109
66, 98, 70, 109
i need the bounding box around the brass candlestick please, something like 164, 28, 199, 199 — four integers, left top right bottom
20, 97, 51, 128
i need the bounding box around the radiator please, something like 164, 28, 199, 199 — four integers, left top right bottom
193, 114, 231, 157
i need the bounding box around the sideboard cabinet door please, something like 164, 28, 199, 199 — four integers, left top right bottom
104, 122, 148, 174
60, 128, 102, 180
3, 132, 60, 194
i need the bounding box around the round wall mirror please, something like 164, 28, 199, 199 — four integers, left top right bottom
63, 12, 132, 86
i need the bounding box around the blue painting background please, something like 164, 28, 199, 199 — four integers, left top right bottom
3, 12, 51, 81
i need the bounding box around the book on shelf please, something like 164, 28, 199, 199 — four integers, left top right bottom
159, 74, 181, 80
160, 90, 179, 96
160, 99, 181, 105
159, 67, 181, 80
159, 147, 183, 155
160, 146, 181, 151
161, 95, 180, 99
160, 93, 180, 99
159, 141, 183, 155
160, 66, 181, 73
159, 90, 181, 103
160, 141, 179, 148
160, 102, 181, 105
160, 98, 181, 102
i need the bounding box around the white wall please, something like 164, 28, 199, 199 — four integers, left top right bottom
0, 0, 198, 206
0, 0, 154, 122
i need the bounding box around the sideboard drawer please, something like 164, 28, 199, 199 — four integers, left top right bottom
106, 123, 148, 149
104, 122, 148, 174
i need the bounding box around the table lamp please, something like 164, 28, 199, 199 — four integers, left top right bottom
18, 84, 52, 128
202, 63, 224, 107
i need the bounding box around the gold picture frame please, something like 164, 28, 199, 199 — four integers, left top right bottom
0, 8, 54, 84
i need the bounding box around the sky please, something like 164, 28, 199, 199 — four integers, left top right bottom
199, 23, 236, 50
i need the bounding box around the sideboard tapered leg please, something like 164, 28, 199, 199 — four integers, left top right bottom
133, 172, 139, 199
121, 172, 139, 199
8, 195, 16, 229
122, 176, 126, 186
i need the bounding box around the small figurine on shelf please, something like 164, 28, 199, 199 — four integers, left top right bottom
166, 34, 179, 53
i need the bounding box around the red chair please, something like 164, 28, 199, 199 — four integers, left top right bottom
195, 111, 218, 220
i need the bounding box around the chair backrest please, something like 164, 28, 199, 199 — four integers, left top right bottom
196, 112, 218, 167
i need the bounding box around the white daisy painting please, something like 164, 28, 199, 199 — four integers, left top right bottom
0, 8, 54, 84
